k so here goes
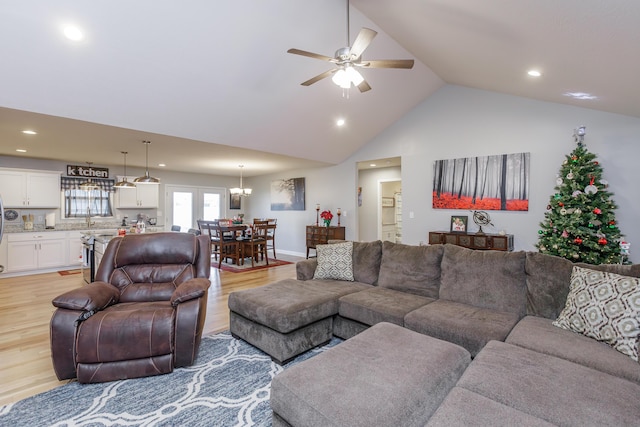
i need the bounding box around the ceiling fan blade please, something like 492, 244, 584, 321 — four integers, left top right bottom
287, 48, 336, 62
359, 59, 415, 69
349, 28, 377, 59
301, 69, 337, 86
357, 79, 372, 93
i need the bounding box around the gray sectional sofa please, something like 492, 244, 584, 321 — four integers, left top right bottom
228, 241, 640, 426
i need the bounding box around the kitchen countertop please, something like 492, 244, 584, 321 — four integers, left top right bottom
4, 223, 164, 234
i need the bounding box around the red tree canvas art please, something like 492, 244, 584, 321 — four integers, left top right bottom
432, 152, 530, 211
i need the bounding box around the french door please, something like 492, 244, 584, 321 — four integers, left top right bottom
165, 185, 227, 232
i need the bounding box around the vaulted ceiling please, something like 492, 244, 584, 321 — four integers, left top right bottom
1, 0, 638, 176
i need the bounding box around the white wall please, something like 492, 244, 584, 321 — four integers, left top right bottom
346, 85, 640, 262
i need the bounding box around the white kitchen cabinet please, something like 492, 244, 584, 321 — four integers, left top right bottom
0, 168, 61, 208
7, 232, 67, 272
115, 176, 159, 208
66, 231, 85, 267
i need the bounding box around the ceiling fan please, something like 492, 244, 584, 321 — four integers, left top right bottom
287, 0, 414, 93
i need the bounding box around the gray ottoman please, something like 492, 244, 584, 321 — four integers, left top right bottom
228, 278, 370, 364
271, 322, 471, 427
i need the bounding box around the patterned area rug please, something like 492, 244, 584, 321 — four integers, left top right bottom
0, 332, 340, 426
218, 258, 292, 273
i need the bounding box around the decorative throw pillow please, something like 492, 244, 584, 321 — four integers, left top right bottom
313, 241, 354, 281
553, 266, 640, 361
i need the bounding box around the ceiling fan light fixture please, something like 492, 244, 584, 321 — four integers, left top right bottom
134, 140, 160, 184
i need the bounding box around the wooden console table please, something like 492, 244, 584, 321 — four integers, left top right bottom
306, 225, 346, 258
428, 231, 514, 252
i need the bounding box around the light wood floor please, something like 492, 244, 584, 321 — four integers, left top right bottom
0, 257, 300, 406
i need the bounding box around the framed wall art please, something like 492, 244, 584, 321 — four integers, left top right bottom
450, 216, 468, 233
433, 152, 530, 211
271, 177, 305, 211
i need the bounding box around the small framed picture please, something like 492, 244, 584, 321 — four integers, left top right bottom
381, 197, 395, 207
450, 216, 468, 233
230, 194, 241, 210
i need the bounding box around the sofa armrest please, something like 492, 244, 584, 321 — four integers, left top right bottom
171, 278, 211, 306
52, 281, 120, 312
296, 258, 318, 280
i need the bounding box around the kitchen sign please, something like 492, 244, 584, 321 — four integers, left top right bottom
67, 165, 109, 178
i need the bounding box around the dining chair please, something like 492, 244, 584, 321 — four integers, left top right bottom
214, 223, 240, 268
263, 222, 277, 259
242, 224, 268, 267
197, 219, 220, 260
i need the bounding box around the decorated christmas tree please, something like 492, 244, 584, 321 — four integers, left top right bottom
536, 127, 624, 264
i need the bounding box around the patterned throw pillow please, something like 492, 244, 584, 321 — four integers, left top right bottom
313, 241, 354, 281
553, 266, 640, 361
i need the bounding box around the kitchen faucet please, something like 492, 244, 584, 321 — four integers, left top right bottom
86, 207, 95, 229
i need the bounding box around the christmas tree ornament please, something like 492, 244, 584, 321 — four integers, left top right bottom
599, 179, 608, 188
572, 190, 583, 197
593, 208, 601, 214
588, 223, 594, 228
558, 202, 564, 207
572, 253, 579, 259
556, 178, 563, 185
584, 175, 598, 194
561, 230, 569, 238
574, 237, 583, 244
546, 204, 552, 211
574, 208, 582, 215
566, 172, 574, 180
560, 208, 567, 215
609, 220, 616, 225
594, 161, 599, 166
598, 238, 608, 245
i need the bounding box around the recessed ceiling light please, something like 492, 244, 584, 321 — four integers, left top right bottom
564, 92, 598, 100
64, 26, 84, 41
22, 130, 37, 135
16, 149, 27, 153
527, 70, 542, 77
336, 118, 345, 126
158, 163, 166, 167
369, 163, 377, 167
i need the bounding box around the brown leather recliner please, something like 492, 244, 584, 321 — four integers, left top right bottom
50, 232, 211, 383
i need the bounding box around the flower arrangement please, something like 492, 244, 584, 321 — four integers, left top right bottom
320, 210, 333, 227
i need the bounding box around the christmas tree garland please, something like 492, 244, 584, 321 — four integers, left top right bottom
536, 127, 625, 264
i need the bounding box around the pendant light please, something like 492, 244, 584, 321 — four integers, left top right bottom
230, 165, 252, 196
79, 162, 100, 191
134, 140, 160, 184
114, 151, 136, 188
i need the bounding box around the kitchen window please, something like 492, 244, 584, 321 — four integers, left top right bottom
61, 177, 114, 218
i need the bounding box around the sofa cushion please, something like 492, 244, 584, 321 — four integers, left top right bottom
457, 341, 640, 426
524, 252, 574, 319
339, 287, 435, 326
553, 266, 640, 361
506, 316, 640, 384
440, 244, 527, 316
313, 241, 354, 281
404, 299, 521, 357
271, 322, 471, 427
427, 387, 555, 427
352, 240, 383, 285
228, 278, 369, 333
377, 241, 443, 298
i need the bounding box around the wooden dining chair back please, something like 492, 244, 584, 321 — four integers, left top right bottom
242, 224, 268, 268
214, 224, 240, 268
197, 220, 220, 259
262, 223, 277, 259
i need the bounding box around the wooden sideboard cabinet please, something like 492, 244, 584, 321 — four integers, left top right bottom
428, 231, 514, 252
306, 226, 346, 258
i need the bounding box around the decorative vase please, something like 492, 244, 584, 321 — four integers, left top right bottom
323, 219, 331, 227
